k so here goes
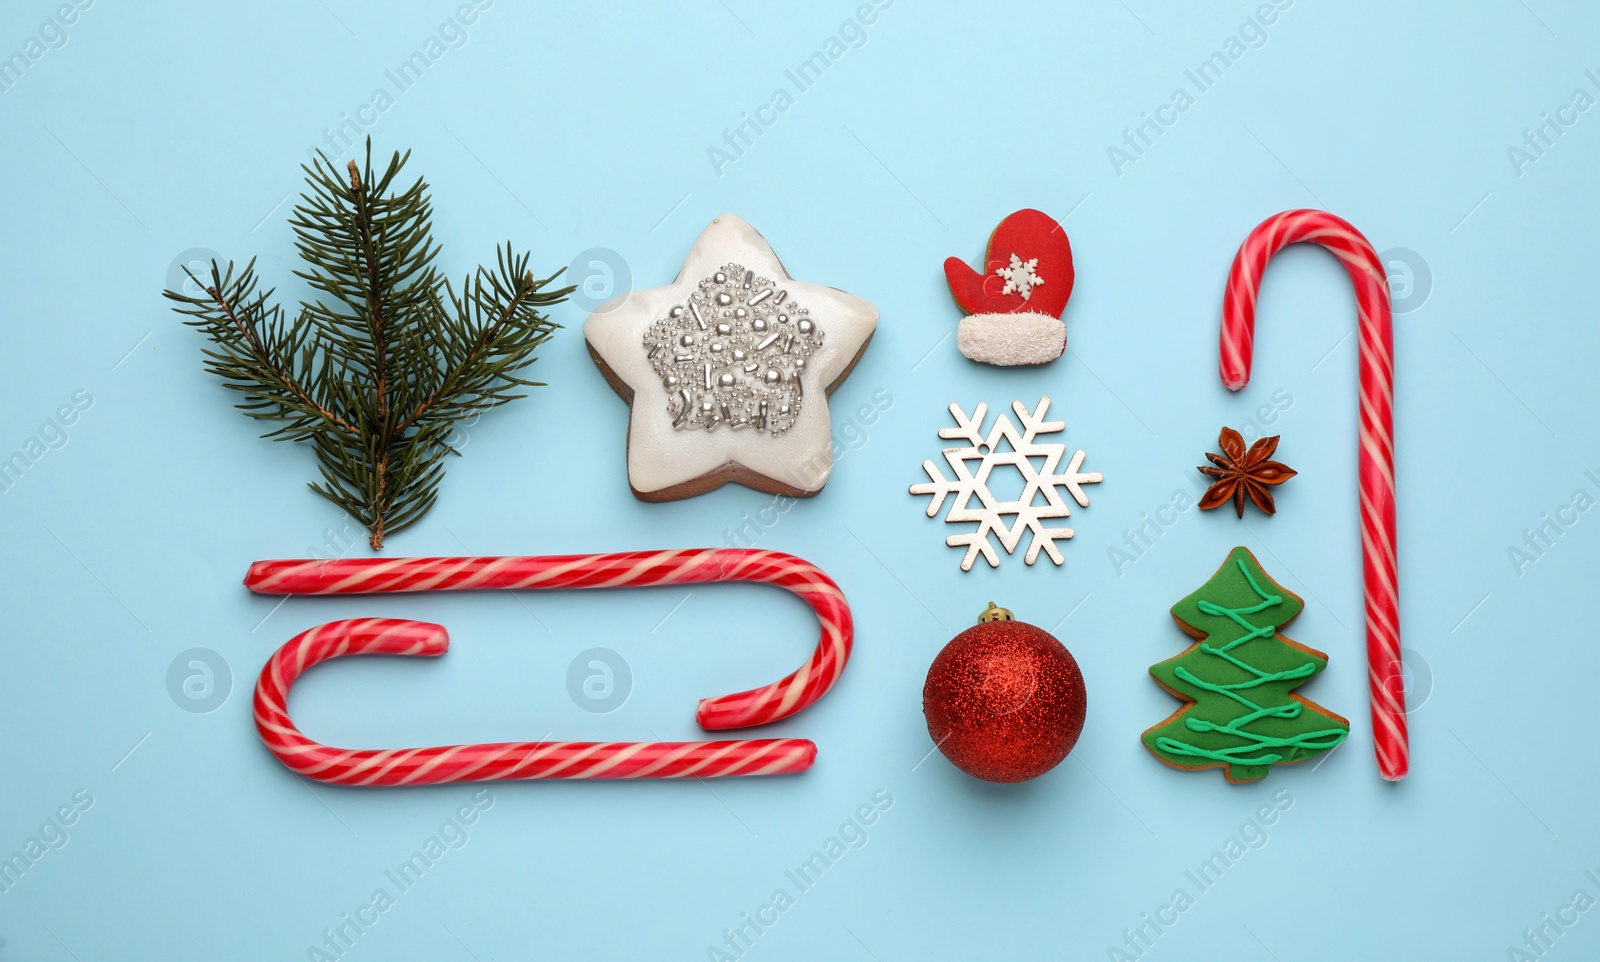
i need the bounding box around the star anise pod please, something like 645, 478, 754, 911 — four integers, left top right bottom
1198, 427, 1297, 518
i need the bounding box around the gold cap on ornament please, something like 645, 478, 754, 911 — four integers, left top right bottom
977, 602, 1014, 624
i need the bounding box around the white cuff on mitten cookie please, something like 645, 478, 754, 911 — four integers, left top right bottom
955, 311, 1066, 366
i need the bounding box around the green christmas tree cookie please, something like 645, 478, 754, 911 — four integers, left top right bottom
1143, 546, 1348, 783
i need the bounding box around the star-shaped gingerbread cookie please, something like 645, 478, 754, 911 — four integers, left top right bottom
584, 214, 879, 502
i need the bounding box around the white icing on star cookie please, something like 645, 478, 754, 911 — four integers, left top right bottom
585, 214, 878, 501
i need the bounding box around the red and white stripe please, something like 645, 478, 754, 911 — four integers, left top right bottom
1219, 209, 1407, 781
247, 549, 851, 785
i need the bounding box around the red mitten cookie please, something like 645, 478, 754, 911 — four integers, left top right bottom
943, 209, 1073, 365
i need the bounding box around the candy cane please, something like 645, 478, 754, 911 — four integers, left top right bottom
1219, 209, 1406, 781
247, 549, 851, 785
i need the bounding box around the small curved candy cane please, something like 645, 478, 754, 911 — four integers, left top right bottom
1219, 209, 1407, 781
247, 549, 851, 785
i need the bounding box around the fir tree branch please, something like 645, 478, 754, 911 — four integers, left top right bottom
397, 247, 568, 434
166, 258, 361, 439
165, 139, 573, 549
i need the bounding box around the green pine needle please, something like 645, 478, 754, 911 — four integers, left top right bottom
164, 140, 574, 549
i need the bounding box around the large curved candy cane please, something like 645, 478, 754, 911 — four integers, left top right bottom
1219, 209, 1407, 781
247, 549, 851, 785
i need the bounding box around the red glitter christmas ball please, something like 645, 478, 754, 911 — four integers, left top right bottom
922, 603, 1087, 783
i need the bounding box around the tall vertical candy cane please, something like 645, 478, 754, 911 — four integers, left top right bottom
247, 549, 852, 785
1219, 209, 1407, 781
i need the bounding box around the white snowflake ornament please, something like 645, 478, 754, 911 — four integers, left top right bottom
995, 253, 1044, 301
910, 397, 1102, 571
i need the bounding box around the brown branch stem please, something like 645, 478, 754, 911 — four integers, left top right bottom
348, 157, 394, 543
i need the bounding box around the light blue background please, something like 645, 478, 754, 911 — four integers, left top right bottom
2, 1, 1597, 959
